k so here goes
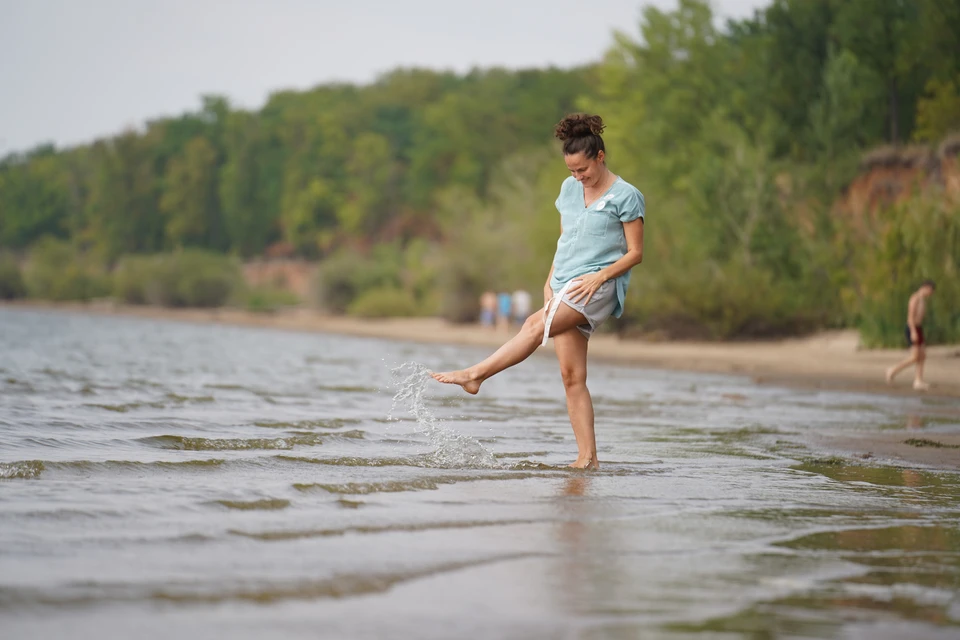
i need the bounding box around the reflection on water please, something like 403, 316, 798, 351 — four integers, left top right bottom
0, 307, 959, 639
674, 523, 960, 636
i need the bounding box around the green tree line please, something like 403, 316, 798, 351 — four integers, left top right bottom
1, 0, 959, 344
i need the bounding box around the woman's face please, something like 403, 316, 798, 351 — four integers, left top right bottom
564, 150, 606, 188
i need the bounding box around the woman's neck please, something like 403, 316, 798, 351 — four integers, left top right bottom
589, 168, 614, 192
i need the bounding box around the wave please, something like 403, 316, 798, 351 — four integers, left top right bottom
0, 553, 537, 608
139, 433, 326, 451
278, 455, 415, 468
293, 471, 539, 495
253, 418, 361, 430
214, 498, 291, 511
84, 393, 215, 413
164, 393, 215, 404
495, 451, 551, 459
85, 402, 165, 413
0, 460, 44, 479
11, 458, 228, 475
316, 384, 379, 394
229, 517, 549, 541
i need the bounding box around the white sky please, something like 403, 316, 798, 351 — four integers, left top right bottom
0, 0, 767, 155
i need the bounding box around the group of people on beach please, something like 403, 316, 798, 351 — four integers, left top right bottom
431, 112, 940, 469
479, 290, 532, 332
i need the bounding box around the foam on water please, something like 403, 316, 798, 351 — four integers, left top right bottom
389, 362, 500, 469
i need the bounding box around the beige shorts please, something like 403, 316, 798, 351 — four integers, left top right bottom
542, 279, 617, 343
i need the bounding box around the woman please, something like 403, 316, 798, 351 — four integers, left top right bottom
431, 113, 645, 469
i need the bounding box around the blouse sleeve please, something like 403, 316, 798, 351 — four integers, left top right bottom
619, 187, 645, 222
555, 177, 572, 212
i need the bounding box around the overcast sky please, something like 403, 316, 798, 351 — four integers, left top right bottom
1, 0, 767, 155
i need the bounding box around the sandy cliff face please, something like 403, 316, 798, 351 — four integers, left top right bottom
839, 136, 960, 219
242, 259, 315, 300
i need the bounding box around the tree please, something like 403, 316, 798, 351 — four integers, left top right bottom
83, 131, 165, 259
0, 148, 72, 248
159, 136, 224, 249
757, 0, 835, 156
219, 112, 278, 256
833, 0, 920, 143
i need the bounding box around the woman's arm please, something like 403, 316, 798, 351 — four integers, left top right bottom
598, 218, 644, 280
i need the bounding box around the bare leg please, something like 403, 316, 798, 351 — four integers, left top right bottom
431, 302, 588, 394
913, 346, 929, 390
554, 327, 598, 470
886, 346, 919, 384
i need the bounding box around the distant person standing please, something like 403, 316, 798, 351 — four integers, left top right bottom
886, 280, 936, 390
511, 289, 532, 326
496, 292, 512, 332
479, 291, 497, 329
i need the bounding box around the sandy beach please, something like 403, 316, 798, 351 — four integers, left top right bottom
10, 300, 958, 394
6, 300, 959, 469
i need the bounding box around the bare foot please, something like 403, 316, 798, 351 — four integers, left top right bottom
430, 370, 482, 395
569, 457, 599, 470
913, 380, 930, 391
885, 367, 895, 385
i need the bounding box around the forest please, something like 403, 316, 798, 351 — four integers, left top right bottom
1, 0, 959, 345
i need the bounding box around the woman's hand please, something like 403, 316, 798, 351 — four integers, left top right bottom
543, 285, 553, 307
567, 272, 607, 305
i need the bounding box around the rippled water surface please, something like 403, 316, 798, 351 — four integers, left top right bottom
2, 307, 959, 639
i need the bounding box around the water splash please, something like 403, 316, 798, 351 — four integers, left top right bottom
389, 362, 500, 469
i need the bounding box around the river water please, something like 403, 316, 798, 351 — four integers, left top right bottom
1, 307, 958, 639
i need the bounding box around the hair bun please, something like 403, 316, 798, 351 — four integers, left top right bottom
554, 114, 605, 141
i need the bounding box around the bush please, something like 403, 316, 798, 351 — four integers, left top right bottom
622, 259, 826, 340
24, 238, 111, 301
313, 252, 363, 314
0, 254, 26, 299
313, 245, 403, 314
237, 286, 301, 313
112, 250, 241, 308
347, 286, 419, 318
112, 255, 155, 304
436, 252, 487, 323
854, 196, 960, 347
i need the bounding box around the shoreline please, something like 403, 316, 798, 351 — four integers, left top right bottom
4, 300, 959, 470
6, 299, 959, 397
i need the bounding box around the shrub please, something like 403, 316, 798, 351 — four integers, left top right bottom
112, 255, 155, 304
238, 287, 301, 313
112, 250, 241, 308
347, 286, 419, 318
854, 196, 960, 347
313, 245, 402, 314
24, 238, 111, 301
622, 259, 826, 340
0, 254, 26, 299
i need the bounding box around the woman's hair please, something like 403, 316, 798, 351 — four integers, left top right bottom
554, 113, 606, 159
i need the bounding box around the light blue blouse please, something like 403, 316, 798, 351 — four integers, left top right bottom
550, 176, 645, 318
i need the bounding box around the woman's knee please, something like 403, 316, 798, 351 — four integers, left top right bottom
559, 365, 587, 389
521, 313, 544, 341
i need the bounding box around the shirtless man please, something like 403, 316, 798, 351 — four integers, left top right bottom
886, 280, 936, 390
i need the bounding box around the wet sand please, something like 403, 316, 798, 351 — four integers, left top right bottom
6, 300, 960, 469
816, 432, 960, 468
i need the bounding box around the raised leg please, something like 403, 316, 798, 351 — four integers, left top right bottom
554, 327, 598, 469
431, 301, 588, 394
